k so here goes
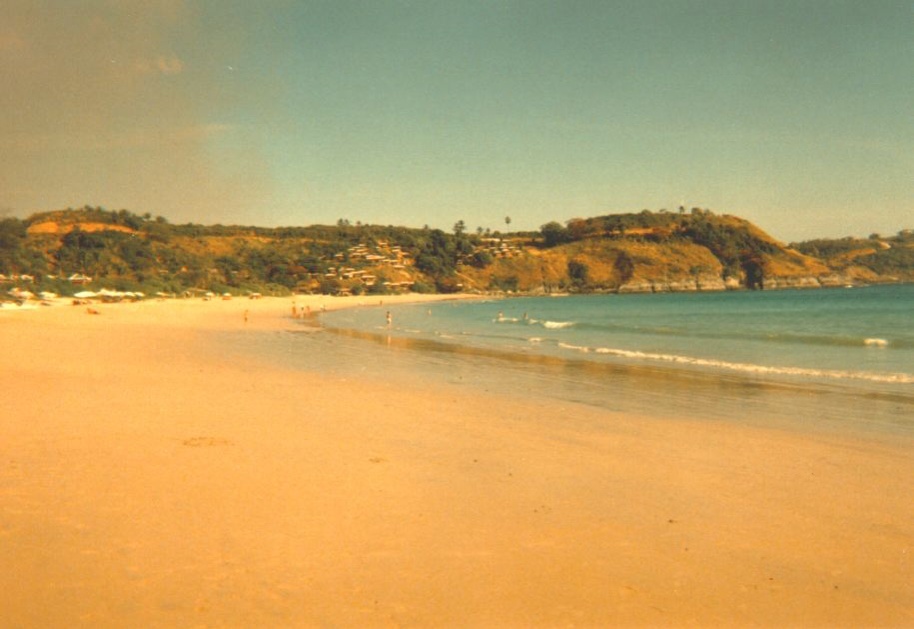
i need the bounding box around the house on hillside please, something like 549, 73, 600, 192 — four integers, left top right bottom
68, 273, 93, 284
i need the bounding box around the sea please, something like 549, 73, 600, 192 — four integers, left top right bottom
221, 285, 914, 438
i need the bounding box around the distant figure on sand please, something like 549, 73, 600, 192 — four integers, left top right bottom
244, 310, 249, 323
386, 311, 392, 328
86, 307, 100, 315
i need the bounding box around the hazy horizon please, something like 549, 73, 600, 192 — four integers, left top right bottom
2, 1, 911, 242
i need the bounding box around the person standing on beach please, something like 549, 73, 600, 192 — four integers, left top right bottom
386, 310, 392, 328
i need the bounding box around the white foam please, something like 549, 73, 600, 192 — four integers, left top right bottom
561, 345, 914, 384
864, 338, 889, 348
558, 342, 590, 353
543, 320, 574, 329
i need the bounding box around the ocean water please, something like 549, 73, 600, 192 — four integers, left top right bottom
223, 285, 914, 437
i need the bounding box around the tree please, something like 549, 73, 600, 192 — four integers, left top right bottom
540, 221, 569, 247
566, 218, 597, 241
742, 253, 766, 290
614, 252, 635, 284
118, 236, 155, 274
453, 220, 466, 236
57, 228, 108, 275
215, 255, 243, 285
469, 251, 494, 268
0, 218, 27, 273
504, 216, 511, 229
415, 229, 457, 278
567, 260, 589, 289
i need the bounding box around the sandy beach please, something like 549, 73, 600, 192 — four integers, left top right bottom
1, 294, 912, 627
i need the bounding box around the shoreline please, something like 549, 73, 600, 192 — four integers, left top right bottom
2, 295, 913, 626
452, 278, 912, 298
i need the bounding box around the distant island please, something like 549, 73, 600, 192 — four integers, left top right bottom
1, 206, 912, 299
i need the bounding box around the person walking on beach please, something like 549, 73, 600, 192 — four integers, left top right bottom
386, 310, 392, 328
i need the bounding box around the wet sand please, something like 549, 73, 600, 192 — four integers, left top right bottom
1, 295, 913, 627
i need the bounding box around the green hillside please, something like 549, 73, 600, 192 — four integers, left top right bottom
1, 206, 912, 298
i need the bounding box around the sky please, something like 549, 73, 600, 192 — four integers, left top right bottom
1, 1, 911, 241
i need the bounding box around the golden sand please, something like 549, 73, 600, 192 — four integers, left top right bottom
1, 295, 912, 627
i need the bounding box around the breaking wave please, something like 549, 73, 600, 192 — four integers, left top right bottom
496, 316, 575, 330
556, 343, 914, 384
541, 320, 575, 329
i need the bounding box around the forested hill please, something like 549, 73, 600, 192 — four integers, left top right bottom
1, 206, 912, 298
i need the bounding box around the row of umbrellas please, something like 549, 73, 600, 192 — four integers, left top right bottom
7, 288, 146, 301
6, 289, 57, 300
74, 289, 146, 301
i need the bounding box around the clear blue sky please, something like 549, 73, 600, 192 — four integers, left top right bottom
2, 1, 911, 240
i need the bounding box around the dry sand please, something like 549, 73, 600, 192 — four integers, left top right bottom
1, 295, 912, 627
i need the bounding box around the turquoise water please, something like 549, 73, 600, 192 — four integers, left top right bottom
223, 285, 914, 436
327, 285, 914, 382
